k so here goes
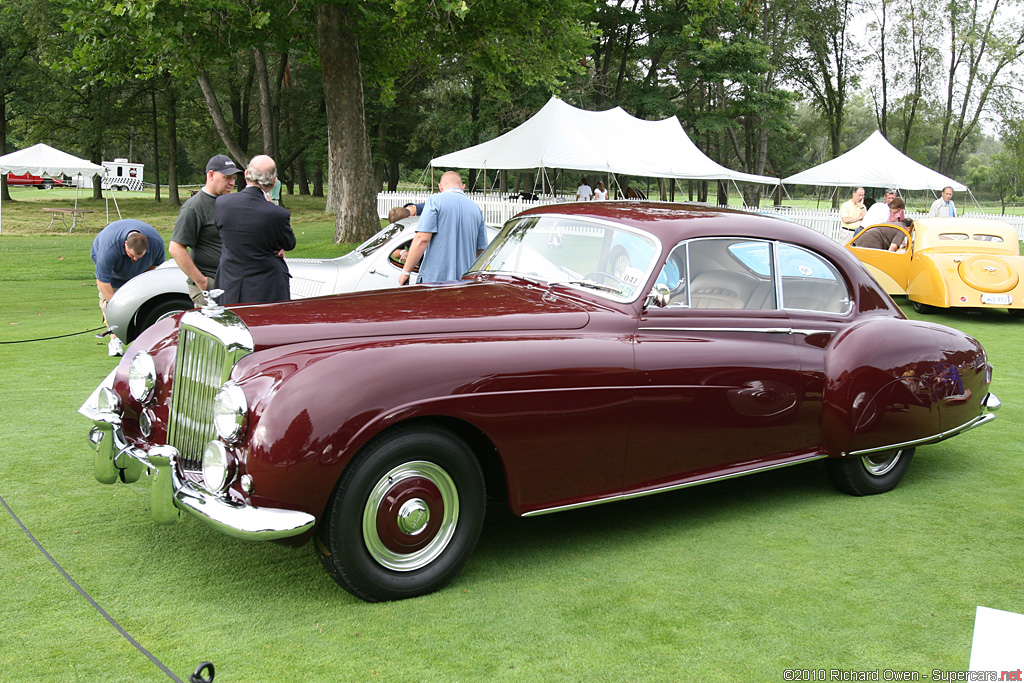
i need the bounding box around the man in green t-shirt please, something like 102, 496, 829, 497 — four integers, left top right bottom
169, 154, 241, 306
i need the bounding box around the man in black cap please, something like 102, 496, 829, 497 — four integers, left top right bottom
169, 154, 241, 306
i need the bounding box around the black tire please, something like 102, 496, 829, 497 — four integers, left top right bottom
130, 296, 193, 342
1008, 308, 1024, 319
910, 300, 933, 314
41, 179, 54, 190
316, 425, 485, 602
826, 448, 915, 496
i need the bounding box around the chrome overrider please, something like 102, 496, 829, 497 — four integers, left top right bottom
78, 308, 316, 541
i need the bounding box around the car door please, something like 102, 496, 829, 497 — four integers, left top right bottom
846, 224, 913, 294
625, 238, 824, 493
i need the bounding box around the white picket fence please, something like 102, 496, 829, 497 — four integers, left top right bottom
377, 192, 1024, 243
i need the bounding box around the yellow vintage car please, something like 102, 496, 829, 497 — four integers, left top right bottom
846, 217, 1024, 317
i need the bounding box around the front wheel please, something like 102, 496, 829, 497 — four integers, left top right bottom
316, 425, 485, 602
41, 179, 54, 190
130, 296, 193, 342
826, 448, 914, 496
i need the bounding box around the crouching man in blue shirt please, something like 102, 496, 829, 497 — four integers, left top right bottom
90, 219, 166, 355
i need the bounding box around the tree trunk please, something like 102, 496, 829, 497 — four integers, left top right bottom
253, 47, 278, 159
311, 162, 323, 197
0, 92, 9, 202
166, 88, 180, 207
297, 158, 310, 195
198, 71, 250, 167
151, 86, 161, 202
317, 3, 381, 242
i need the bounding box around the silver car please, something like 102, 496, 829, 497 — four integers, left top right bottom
107, 218, 496, 343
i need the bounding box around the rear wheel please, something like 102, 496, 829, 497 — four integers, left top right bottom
910, 300, 933, 314
316, 425, 485, 602
41, 179, 54, 190
1009, 309, 1024, 319
826, 448, 914, 496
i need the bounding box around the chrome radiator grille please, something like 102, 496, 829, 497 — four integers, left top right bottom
166, 311, 254, 471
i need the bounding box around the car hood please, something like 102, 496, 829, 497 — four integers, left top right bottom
226, 279, 593, 349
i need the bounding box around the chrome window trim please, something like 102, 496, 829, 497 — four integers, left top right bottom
638, 326, 834, 336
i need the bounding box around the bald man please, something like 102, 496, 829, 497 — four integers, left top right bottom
214, 154, 296, 305
398, 171, 488, 285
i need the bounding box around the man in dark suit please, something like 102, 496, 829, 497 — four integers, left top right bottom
214, 154, 296, 305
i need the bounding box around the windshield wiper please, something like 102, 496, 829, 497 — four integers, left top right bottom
549, 280, 622, 295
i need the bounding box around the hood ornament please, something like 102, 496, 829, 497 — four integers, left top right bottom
200, 289, 225, 316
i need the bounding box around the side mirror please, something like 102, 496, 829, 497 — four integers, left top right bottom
645, 283, 670, 309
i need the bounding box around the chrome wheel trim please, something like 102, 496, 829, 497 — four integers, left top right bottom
612, 252, 631, 277
362, 460, 459, 572
861, 450, 902, 477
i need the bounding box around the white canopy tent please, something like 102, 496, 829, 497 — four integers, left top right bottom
0, 143, 105, 234
430, 97, 778, 191
782, 131, 967, 193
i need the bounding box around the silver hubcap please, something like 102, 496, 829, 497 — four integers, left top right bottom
363, 461, 459, 572
861, 450, 902, 476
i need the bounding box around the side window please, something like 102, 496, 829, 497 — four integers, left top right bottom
668, 239, 776, 310
778, 244, 851, 314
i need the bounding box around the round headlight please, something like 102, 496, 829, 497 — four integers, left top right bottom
202, 440, 235, 493
128, 352, 157, 404
212, 382, 248, 443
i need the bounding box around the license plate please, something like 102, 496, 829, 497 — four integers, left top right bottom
981, 293, 1012, 305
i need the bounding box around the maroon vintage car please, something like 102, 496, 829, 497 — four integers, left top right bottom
80, 202, 999, 602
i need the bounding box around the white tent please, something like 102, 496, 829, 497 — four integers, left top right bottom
782, 131, 967, 192
430, 97, 778, 187
0, 143, 105, 234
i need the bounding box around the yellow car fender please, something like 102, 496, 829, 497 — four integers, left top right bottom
907, 252, 950, 308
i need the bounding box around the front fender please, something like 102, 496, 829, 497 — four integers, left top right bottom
229, 329, 633, 519
106, 264, 190, 339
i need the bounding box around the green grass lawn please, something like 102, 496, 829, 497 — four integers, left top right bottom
1, 196, 1022, 681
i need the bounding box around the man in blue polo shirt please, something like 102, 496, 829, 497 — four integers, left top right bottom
90, 219, 165, 355
398, 171, 487, 285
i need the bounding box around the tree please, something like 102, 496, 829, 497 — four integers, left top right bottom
937, 0, 1024, 175
787, 0, 860, 162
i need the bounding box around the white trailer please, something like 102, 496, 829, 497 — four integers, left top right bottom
73, 158, 145, 191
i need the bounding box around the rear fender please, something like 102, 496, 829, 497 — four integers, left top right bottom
821, 317, 943, 456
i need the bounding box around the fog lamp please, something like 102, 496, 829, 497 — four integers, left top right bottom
202, 440, 235, 494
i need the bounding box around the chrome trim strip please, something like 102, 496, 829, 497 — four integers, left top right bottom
638, 326, 832, 336
522, 453, 828, 517
848, 393, 999, 457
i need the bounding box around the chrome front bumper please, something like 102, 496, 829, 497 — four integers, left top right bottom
80, 373, 315, 541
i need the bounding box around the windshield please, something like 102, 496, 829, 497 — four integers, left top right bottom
355, 222, 405, 257
468, 215, 660, 301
